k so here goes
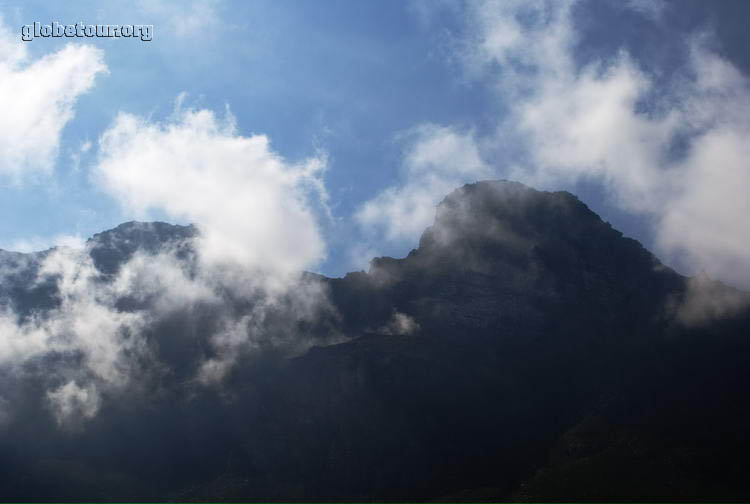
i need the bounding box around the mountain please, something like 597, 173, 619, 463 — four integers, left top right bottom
87, 220, 198, 275
0, 180, 748, 501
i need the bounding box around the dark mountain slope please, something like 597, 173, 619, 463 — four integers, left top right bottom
88, 220, 198, 275
330, 180, 684, 338
217, 181, 748, 501
0, 180, 748, 501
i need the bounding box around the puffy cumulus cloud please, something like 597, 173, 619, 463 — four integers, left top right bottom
94, 101, 328, 291
0, 19, 106, 182
412, 0, 750, 294
16, 98, 341, 394
356, 124, 491, 249
0, 98, 340, 422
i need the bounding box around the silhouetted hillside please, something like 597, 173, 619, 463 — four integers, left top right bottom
0, 181, 748, 501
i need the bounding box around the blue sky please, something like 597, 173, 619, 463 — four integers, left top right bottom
1, 0, 749, 285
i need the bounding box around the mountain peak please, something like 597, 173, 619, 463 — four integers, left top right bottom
87, 220, 198, 274
421, 180, 619, 250
1, 181, 748, 501
392, 180, 668, 286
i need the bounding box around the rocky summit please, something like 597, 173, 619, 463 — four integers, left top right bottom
0, 180, 748, 501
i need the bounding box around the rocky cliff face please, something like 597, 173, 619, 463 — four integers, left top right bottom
244, 181, 750, 501
0, 181, 748, 501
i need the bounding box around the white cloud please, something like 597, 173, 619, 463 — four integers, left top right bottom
5, 247, 149, 385
658, 123, 750, 281
198, 274, 341, 385
0, 19, 106, 182
674, 274, 750, 326
197, 313, 257, 385
412, 0, 750, 290
356, 124, 491, 249
0, 247, 154, 428
88, 99, 339, 386
111, 249, 218, 313
461, 0, 576, 87
0, 242, 242, 421
0, 238, 250, 422
378, 311, 420, 336
0, 93, 339, 417
2, 234, 85, 253
47, 381, 101, 426
0, 239, 339, 422
94, 102, 328, 289
70, 139, 93, 173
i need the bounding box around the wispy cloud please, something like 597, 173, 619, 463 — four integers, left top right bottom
408, 0, 750, 290
134, 0, 223, 39
0, 18, 106, 183
355, 124, 491, 257
0, 78, 344, 425
90, 98, 336, 384
1, 233, 85, 253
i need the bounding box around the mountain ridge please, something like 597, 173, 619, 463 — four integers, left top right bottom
0, 180, 748, 501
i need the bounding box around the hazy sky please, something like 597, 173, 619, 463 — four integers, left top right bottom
1, 0, 749, 285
